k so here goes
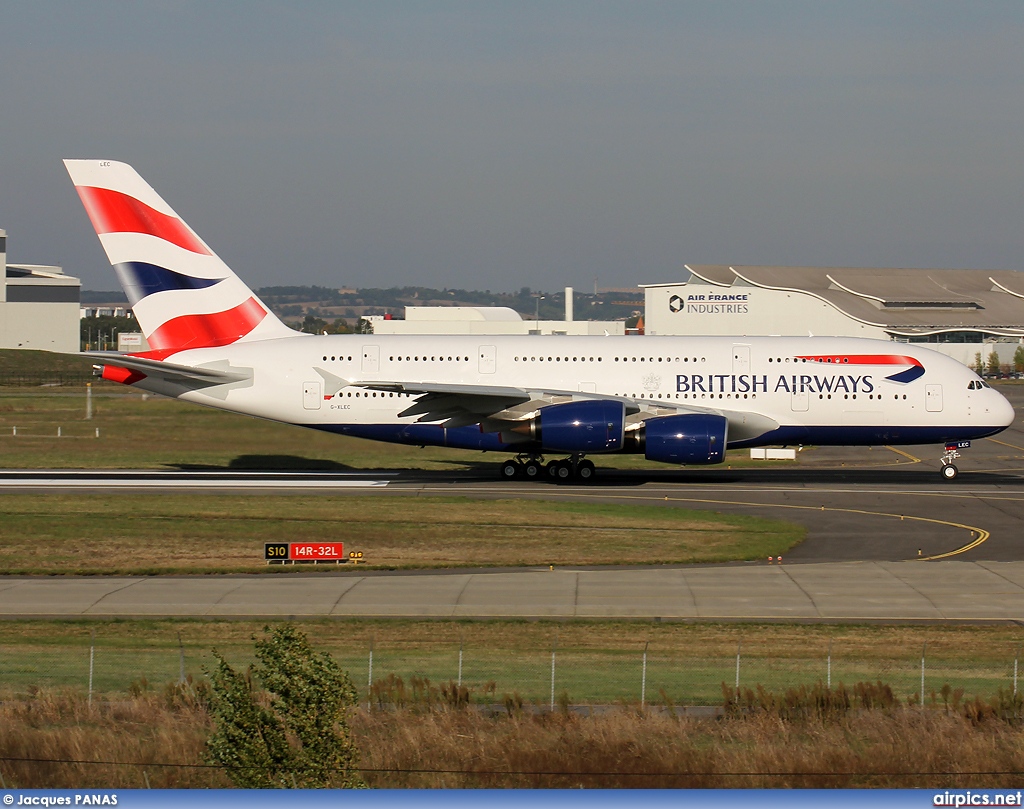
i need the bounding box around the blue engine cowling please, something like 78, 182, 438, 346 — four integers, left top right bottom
537, 400, 626, 453
643, 414, 728, 465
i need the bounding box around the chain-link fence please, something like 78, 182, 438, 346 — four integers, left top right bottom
2, 630, 1022, 709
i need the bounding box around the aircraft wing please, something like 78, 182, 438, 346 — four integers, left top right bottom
355, 380, 778, 441
356, 381, 640, 429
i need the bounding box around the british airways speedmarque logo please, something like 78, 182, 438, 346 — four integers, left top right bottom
796, 355, 925, 384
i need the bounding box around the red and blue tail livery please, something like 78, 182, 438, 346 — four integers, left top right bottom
64, 160, 294, 359
65, 159, 1015, 483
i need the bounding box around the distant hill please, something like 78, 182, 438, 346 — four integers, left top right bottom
78, 285, 643, 328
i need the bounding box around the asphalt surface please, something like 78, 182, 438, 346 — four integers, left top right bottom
1, 383, 1023, 620
1, 561, 1022, 622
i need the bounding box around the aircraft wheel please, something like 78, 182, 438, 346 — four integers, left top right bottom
545, 461, 561, 480
576, 460, 596, 482
941, 463, 959, 481
500, 460, 523, 480
555, 461, 574, 482
523, 460, 543, 480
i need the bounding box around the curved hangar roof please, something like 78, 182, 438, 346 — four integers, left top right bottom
654, 265, 1024, 338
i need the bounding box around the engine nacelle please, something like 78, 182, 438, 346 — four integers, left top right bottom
532, 400, 626, 453
643, 413, 728, 465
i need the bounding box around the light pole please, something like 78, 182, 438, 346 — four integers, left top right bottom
534, 294, 545, 321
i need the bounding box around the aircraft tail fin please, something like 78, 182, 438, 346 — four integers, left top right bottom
64, 159, 298, 359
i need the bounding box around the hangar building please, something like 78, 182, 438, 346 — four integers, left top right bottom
0, 228, 81, 352
643, 265, 1024, 368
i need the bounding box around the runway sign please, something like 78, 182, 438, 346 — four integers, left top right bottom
264, 542, 345, 562
290, 542, 345, 560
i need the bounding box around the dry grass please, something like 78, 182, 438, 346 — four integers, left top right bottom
0, 689, 220, 789
3, 689, 1024, 788
357, 708, 1024, 788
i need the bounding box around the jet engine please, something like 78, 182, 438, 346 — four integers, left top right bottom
642, 413, 728, 465
513, 400, 626, 453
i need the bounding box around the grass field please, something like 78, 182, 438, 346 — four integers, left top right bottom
0, 494, 801, 573
0, 619, 1021, 707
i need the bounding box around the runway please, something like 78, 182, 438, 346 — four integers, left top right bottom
1, 560, 1023, 622
1, 385, 1022, 622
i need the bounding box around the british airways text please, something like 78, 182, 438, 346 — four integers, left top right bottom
675, 374, 876, 395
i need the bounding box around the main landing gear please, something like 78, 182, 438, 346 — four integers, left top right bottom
939, 441, 970, 482
499, 454, 596, 483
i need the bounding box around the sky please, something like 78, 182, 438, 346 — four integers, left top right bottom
2, 1, 1024, 293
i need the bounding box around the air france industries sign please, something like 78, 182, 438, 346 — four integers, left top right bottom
669, 291, 750, 315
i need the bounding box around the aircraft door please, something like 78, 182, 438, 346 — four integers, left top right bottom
926, 384, 943, 412
479, 345, 496, 374
791, 388, 809, 412
303, 381, 322, 410
732, 344, 750, 375
361, 345, 380, 373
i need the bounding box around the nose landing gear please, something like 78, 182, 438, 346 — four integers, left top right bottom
940, 441, 970, 481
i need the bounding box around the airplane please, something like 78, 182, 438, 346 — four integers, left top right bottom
64, 159, 1015, 483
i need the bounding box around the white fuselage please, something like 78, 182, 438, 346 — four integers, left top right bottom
132, 333, 1014, 454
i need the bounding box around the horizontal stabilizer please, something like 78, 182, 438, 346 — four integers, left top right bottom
87, 352, 252, 387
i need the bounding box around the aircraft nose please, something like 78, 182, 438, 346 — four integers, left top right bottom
993, 390, 1016, 427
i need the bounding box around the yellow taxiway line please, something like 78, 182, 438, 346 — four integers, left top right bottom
420, 485, 991, 562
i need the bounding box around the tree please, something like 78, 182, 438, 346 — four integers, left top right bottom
987, 349, 1001, 377
1013, 345, 1024, 374
299, 314, 328, 335
974, 352, 984, 376
206, 625, 362, 788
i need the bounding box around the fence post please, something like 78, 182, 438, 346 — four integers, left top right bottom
367, 636, 374, 711
550, 635, 558, 711
457, 635, 464, 689
177, 632, 186, 684
827, 638, 833, 690
641, 640, 649, 708
88, 629, 95, 709
920, 642, 927, 709
1014, 645, 1022, 698
735, 639, 742, 697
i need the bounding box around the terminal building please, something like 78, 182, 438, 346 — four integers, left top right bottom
643, 265, 1024, 368
0, 228, 81, 352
